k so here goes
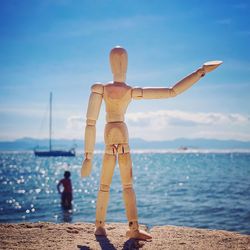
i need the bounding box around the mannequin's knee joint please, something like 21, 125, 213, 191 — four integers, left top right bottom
117, 144, 130, 154
105, 145, 117, 155
123, 183, 133, 190
100, 184, 110, 192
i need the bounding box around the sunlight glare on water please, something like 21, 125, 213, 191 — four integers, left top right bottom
0, 152, 250, 234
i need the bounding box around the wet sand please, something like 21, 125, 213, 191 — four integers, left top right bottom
0, 222, 249, 250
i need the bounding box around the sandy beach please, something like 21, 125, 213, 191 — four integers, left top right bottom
0, 222, 249, 250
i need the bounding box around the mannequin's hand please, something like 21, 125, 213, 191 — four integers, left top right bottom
202, 60, 223, 73
81, 158, 92, 177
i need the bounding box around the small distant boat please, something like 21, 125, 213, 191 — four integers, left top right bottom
34, 93, 76, 157
34, 148, 75, 157
178, 146, 188, 151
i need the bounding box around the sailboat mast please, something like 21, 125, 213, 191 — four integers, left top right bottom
49, 92, 52, 151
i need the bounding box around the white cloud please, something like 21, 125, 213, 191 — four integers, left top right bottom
192, 130, 250, 141
125, 110, 250, 141
66, 115, 84, 130
126, 110, 249, 127
1, 109, 249, 141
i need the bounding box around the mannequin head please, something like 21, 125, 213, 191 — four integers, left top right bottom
110, 46, 128, 83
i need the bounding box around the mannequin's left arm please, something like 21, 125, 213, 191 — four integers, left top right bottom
132, 67, 205, 99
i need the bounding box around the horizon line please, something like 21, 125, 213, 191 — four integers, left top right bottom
1, 136, 250, 143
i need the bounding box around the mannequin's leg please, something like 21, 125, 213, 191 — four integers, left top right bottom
95, 145, 116, 236
118, 144, 152, 240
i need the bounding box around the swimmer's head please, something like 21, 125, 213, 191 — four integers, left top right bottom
64, 171, 71, 179
110, 46, 128, 83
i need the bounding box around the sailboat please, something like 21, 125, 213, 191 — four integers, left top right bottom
34, 92, 76, 157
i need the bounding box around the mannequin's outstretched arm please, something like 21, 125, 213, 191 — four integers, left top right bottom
132, 61, 222, 99
81, 83, 103, 177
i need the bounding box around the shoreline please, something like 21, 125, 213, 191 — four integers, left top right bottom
0, 222, 249, 250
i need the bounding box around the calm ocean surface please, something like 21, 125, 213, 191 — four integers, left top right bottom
0, 151, 250, 234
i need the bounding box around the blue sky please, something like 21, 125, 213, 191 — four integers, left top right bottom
0, 0, 250, 141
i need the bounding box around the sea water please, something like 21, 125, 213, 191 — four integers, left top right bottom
0, 151, 249, 234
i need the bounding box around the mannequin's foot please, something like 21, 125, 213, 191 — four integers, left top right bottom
94, 226, 107, 236
126, 229, 152, 240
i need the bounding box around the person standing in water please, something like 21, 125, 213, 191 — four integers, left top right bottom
57, 171, 73, 209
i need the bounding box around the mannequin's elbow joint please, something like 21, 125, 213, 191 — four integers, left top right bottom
86, 119, 96, 126
170, 88, 178, 97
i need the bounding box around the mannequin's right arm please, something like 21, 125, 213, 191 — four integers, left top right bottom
81, 83, 103, 177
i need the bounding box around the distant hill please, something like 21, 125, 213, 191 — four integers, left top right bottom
0, 137, 84, 151
130, 138, 250, 150
0, 137, 250, 151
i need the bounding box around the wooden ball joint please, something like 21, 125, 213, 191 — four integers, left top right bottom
81, 46, 222, 240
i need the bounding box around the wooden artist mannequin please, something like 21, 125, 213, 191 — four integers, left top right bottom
81, 46, 222, 240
